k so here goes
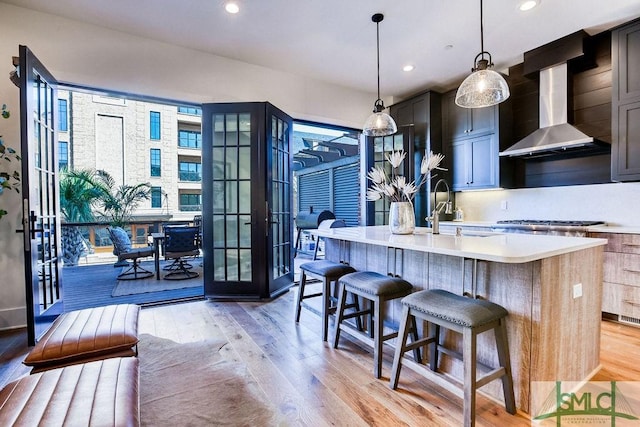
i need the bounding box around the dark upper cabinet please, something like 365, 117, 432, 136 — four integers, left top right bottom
389, 91, 442, 225
451, 134, 499, 190
390, 91, 442, 152
443, 92, 496, 141
612, 19, 640, 181
442, 90, 512, 191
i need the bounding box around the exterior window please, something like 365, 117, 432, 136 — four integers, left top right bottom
178, 130, 201, 149
58, 99, 68, 131
179, 194, 201, 212
150, 148, 161, 177
59, 141, 68, 170
178, 106, 202, 116
151, 187, 162, 208
150, 111, 161, 140
179, 161, 202, 181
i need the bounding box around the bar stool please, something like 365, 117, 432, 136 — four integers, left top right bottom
390, 289, 516, 427
295, 260, 356, 341
332, 271, 420, 379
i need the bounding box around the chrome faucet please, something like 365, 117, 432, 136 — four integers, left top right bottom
426, 178, 453, 234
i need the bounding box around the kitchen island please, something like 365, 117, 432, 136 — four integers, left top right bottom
313, 225, 607, 414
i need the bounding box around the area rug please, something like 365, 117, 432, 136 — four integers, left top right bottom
138, 334, 282, 426
111, 263, 203, 297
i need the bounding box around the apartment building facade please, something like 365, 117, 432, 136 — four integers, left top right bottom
58, 90, 202, 224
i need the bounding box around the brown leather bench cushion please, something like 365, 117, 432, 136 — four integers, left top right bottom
24, 304, 140, 372
0, 357, 139, 426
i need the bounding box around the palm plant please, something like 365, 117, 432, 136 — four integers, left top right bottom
59, 169, 104, 266
59, 169, 151, 265
60, 169, 103, 223
91, 170, 151, 227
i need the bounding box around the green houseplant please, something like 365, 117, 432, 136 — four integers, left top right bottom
60, 169, 151, 265
0, 104, 21, 219
60, 169, 104, 265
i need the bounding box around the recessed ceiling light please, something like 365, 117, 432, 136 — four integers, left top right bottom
225, 2, 240, 14
519, 0, 539, 11
403, 65, 415, 72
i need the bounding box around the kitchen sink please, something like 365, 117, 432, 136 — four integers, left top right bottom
440, 231, 497, 238
414, 228, 499, 237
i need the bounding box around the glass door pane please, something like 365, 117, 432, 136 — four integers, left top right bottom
203, 102, 293, 299
19, 45, 63, 345
370, 133, 409, 226
208, 111, 253, 292
267, 105, 293, 295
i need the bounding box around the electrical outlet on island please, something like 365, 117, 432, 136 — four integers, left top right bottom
500, 200, 508, 210
573, 283, 583, 299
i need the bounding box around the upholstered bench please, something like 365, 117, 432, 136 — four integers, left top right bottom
0, 357, 139, 426
24, 304, 140, 373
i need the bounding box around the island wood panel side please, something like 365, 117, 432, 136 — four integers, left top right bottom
427, 255, 534, 412
474, 259, 535, 413
401, 249, 430, 291
531, 247, 603, 385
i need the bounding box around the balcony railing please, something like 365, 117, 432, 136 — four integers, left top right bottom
179, 204, 202, 212
178, 172, 202, 182
60, 219, 197, 266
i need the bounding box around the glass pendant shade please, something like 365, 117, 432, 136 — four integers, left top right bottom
363, 109, 397, 137
456, 0, 510, 109
363, 13, 397, 137
455, 68, 510, 108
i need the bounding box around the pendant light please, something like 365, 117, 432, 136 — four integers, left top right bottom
363, 13, 397, 137
455, 0, 510, 108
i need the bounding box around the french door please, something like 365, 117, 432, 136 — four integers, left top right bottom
366, 128, 415, 225
202, 102, 293, 299
18, 46, 63, 345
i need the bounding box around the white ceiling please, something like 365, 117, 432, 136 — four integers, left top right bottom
4, 0, 640, 98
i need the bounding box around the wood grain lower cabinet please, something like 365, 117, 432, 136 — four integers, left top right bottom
591, 231, 640, 322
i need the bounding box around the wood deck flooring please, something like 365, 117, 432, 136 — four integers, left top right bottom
62, 260, 204, 312
1, 289, 639, 426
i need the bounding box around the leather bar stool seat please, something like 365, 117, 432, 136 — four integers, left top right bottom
390, 289, 516, 427
333, 271, 420, 379
295, 260, 356, 341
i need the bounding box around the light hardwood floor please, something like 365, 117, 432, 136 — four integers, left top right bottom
1, 289, 639, 426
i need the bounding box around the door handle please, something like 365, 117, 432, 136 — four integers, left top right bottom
21, 200, 31, 250
29, 211, 43, 239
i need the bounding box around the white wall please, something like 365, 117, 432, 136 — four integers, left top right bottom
0, 3, 377, 330
2, 4, 639, 330
455, 182, 640, 226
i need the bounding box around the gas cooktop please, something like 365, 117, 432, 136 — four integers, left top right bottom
496, 220, 605, 227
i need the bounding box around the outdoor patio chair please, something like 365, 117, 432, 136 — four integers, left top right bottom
107, 226, 155, 280
163, 226, 200, 280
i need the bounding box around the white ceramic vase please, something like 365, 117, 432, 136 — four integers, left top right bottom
388, 201, 415, 235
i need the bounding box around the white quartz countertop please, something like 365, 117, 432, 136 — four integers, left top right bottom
313, 225, 607, 264
439, 221, 640, 234
586, 225, 640, 234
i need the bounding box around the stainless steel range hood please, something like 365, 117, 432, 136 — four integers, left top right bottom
500, 62, 606, 158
